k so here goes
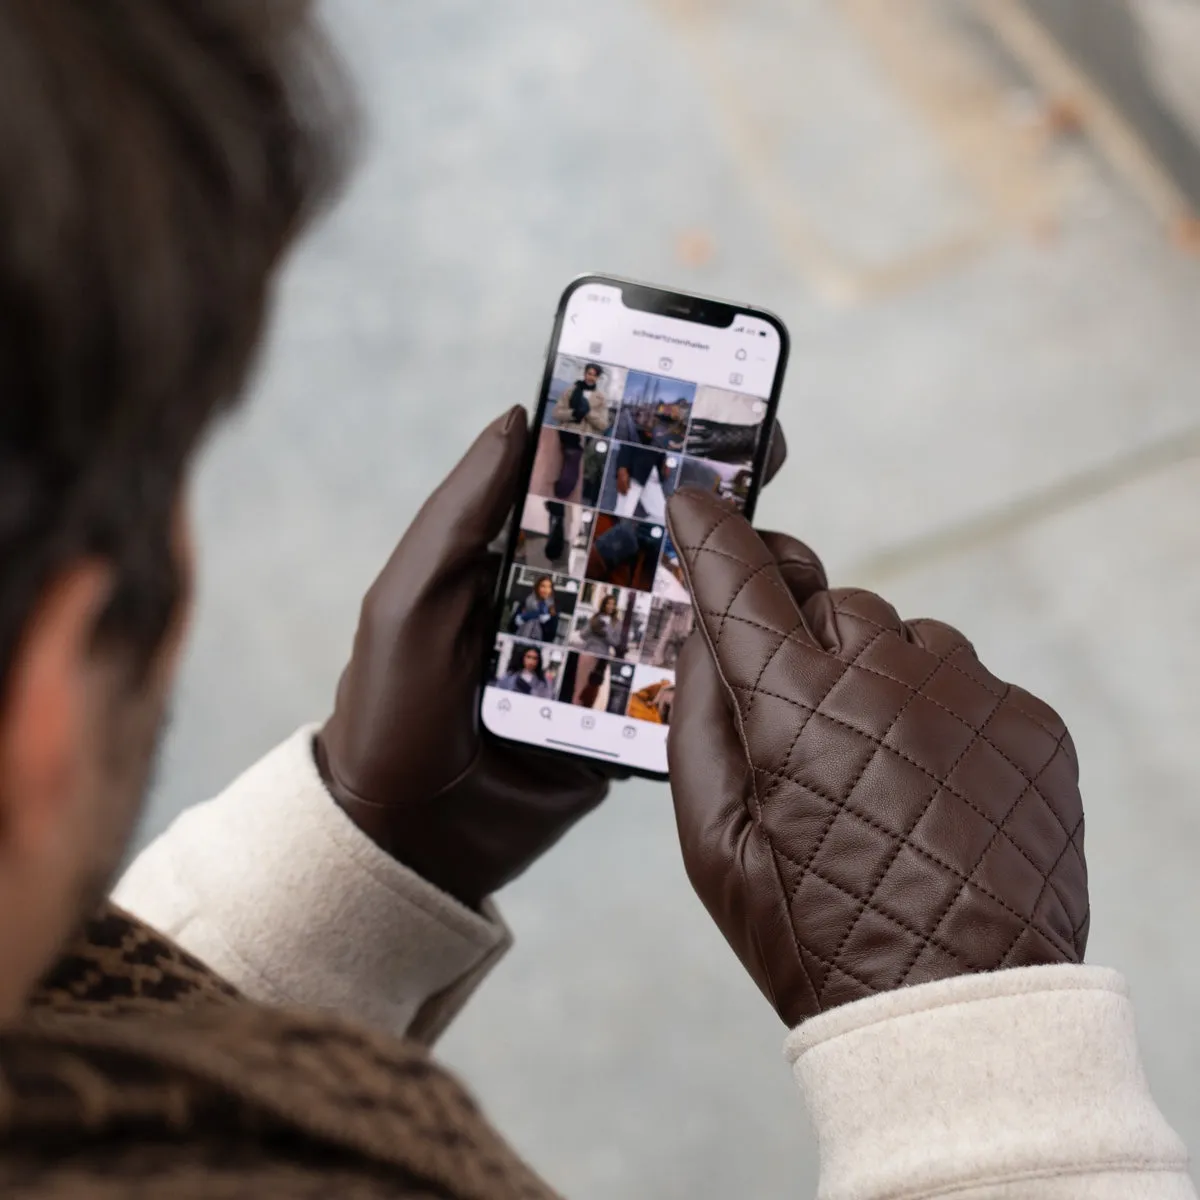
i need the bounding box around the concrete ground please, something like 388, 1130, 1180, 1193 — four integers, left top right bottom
134, 1, 1200, 1194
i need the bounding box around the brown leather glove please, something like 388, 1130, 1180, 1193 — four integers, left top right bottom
316, 409, 788, 909
666, 489, 1089, 1028
314, 406, 602, 909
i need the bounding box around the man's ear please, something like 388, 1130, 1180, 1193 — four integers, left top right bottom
0, 562, 115, 861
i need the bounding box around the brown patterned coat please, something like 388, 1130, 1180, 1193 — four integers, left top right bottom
0, 905, 558, 1199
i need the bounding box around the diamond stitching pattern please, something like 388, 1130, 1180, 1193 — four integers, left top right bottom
721, 666, 1080, 949
828, 610, 1083, 847
754, 763, 1072, 957
810, 668, 1010, 1007
671, 495, 1089, 1019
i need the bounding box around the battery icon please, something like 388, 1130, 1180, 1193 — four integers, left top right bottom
759, 330, 767, 336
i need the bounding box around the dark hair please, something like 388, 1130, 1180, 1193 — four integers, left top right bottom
584, 363, 604, 376
600, 593, 617, 614
0, 1, 350, 693
509, 643, 544, 680
532, 574, 554, 595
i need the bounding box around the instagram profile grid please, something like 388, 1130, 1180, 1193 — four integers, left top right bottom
489, 349, 771, 751
546, 364, 770, 725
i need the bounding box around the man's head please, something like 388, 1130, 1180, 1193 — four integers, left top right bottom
583, 364, 603, 388
0, 1, 346, 1016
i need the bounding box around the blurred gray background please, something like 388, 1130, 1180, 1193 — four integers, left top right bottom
134, 1, 1200, 1194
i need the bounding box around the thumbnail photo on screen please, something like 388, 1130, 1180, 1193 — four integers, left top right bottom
684, 386, 769, 467
529, 427, 608, 509
627, 663, 675, 726
641, 598, 695, 669
653, 530, 689, 604
597, 442, 677, 522
543, 355, 627, 438
585, 513, 663, 593
567, 582, 651, 660
675, 456, 753, 509
515, 495, 592, 579
614, 370, 695, 452
557, 652, 635, 717
501, 566, 578, 645
490, 635, 567, 700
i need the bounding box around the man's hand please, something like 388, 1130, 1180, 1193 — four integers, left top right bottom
666, 489, 1089, 1027
315, 407, 605, 909
315, 410, 788, 910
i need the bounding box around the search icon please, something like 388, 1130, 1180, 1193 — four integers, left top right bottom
539, 706, 552, 720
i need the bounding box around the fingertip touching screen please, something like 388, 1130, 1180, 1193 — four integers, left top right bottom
481, 279, 786, 777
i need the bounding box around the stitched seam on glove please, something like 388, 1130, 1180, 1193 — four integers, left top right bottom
699, 631, 1083, 958
687, 512, 824, 1013
807, 653, 999, 1003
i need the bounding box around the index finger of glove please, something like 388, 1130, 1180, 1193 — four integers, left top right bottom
756, 530, 828, 606
667, 489, 844, 770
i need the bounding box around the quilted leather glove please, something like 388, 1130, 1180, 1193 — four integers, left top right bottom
666, 489, 1089, 1027
316, 411, 789, 910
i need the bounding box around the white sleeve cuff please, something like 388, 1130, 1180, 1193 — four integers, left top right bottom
786, 965, 1194, 1199
113, 725, 510, 1043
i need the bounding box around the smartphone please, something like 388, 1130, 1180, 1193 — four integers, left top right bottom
480, 275, 789, 780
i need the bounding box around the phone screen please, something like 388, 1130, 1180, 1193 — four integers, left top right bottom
480, 277, 787, 777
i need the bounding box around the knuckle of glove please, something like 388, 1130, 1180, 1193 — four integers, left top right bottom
712, 587, 1089, 1026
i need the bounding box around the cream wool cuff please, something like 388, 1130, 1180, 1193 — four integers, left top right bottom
787, 964, 1194, 1199
113, 725, 511, 1045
